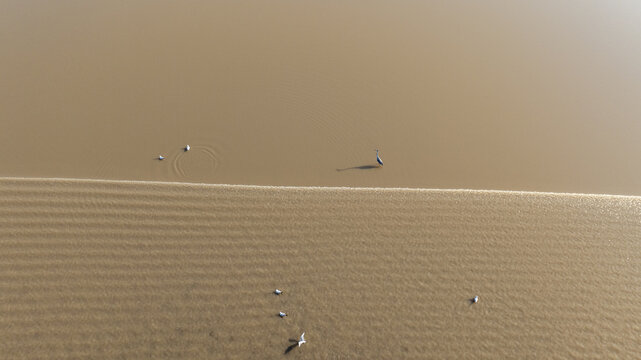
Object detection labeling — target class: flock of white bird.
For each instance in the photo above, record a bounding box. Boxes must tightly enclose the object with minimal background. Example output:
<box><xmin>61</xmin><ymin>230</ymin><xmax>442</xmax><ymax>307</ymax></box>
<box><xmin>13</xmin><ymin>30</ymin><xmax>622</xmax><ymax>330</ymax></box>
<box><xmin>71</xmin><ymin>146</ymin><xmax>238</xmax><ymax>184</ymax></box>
<box><xmin>275</xmin><ymin>289</ymin><xmax>306</xmax><ymax>348</ymax></box>
<box><xmin>272</xmin><ymin>287</ymin><xmax>477</xmax><ymax>351</ymax></box>
<box><xmin>157</xmin><ymin>145</ymin><xmax>190</xmax><ymax>161</ymax></box>
<box><xmin>157</xmin><ymin>148</ymin><xmax>480</xmax><ymax>351</ymax></box>
<box><xmin>159</xmin><ymin>148</ymin><xmax>384</xmax><ymax>168</ymax></box>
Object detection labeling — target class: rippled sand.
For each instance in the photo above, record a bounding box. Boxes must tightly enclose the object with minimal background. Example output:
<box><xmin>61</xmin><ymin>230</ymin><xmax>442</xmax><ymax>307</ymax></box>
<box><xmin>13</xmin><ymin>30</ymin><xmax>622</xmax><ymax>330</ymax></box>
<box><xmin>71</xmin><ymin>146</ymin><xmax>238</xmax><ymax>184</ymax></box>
<box><xmin>3</xmin><ymin>1</ymin><xmax>641</xmax><ymax>358</ymax></box>
<box><xmin>1</xmin><ymin>177</ymin><xmax>639</xmax><ymax>359</ymax></box>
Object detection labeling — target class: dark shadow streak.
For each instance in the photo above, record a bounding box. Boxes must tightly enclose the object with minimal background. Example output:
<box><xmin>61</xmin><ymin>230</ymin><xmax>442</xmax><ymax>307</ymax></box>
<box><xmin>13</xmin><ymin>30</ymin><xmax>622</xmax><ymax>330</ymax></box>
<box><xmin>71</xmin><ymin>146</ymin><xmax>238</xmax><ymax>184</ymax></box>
<box><xmin>284</xmin><ymin>343</ymin><xmax>298</xmax><ymax>354</ymax></box>
<box><xmin>336</xmin><ymin>164</ymin><xmax>380</xmax><ymax>171</ymax></box>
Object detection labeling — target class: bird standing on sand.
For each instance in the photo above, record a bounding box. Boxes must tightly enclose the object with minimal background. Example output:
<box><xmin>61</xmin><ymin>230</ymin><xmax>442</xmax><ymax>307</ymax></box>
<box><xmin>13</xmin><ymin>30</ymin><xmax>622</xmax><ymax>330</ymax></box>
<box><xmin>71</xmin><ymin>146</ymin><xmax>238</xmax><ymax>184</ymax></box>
<box><xmin>279</xmin><ymin>312</ymin><xmax>287</xmax><ymax>318</ymax></box>
<box><xmin>376</xmin><ymin>149</ymin><xmax>383</xmax><ymax>166</ymax></box>
<box><xmin>298</xmin><ymin>332</ymin><xmax>306</xmax><ymax>347</ymax></box>
<box><xmin>472</xmin><ymin>295</ymin><xmax>479</xmax><ymax>304</ymax></box>
<box><xmin>274</xmin><ymin>289</ymin><xmax>283</xmax><ymax>295</ymax></box>
<box><xmin>158</xmin><ymin>155</ymin><xmax>165</xmax><ymax>160</ymax></box>
<box><xmin>185</xmin><ymin>145</ymin><xmax>190</xmax><ymax>151</ymax></box>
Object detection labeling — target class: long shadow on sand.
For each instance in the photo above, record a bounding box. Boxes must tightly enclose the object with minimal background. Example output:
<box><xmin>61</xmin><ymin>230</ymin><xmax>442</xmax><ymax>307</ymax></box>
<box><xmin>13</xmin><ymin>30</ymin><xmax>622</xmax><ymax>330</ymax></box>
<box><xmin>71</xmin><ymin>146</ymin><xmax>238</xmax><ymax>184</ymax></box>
<box><xmin>284</xmin><ymin>339</ymin><xmax>299</xmax><ymax>355</ymax></box>
<box><xmin>336</xmin><ymin>164</ymin><xmax>380</xmax><ymax>171</ymax></box>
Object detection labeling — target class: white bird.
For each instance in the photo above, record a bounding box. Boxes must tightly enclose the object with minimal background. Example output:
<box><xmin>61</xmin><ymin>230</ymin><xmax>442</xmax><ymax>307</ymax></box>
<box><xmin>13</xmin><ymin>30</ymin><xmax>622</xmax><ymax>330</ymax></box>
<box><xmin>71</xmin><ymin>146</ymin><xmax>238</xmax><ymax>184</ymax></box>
<box><xmin>472</xmin><ymin>295</ymin><xmax>479</xmax><ymax>304</ymax></box>
<box><xmin>298</xmin><ymin>332</ymin><xmax>306</xmax><ymax>347</ymax></box>
<box><xmin>279</xmin><ymin>312</ymin><xmax>287</xmax><ymax>318</ymax></box>
<box><xmin>158</xmin><ymin>155</ymin><xmax>165</xmax><ymax>160</ymax></box>
<box><xmin>376</xmin><ymin>149</ymin><xmax>383</xmax><ymax>166</ymax></box>
<box><xmin>185</xmin><ymin>145</ymin><xmax>190</xmax><ymax>151</ymax></box>
<box><xmin>274</xmin><ymin>289</ymin><xmax>282</xmax><ymax>295</ymax></box>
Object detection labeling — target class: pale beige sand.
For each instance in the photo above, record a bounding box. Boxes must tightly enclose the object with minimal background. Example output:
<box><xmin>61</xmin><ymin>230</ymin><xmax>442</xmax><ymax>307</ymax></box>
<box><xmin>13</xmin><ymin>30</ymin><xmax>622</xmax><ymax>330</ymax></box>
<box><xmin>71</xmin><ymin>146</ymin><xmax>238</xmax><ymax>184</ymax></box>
<box><xmin>1</xmin><ymin>177</ymin><xmax>640</xmax><ymax>359</ymax></box>
<box><xmin>3</xmin><ymin>1</ymin><xmax>641</xmax><ymax>194</ymax></box>
<box><xmin>4</xmin><ymin>1</ymin><xmax>641</xmax><ymax>358</ymax></box>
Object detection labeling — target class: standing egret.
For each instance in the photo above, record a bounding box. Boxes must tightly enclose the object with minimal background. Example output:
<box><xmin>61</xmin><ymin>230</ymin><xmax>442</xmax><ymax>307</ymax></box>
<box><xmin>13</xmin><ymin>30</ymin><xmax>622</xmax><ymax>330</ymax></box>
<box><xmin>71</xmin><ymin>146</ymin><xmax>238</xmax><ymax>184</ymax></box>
<box><xmin>298</xmin><ymin>332</ymin><xmax>306</xmax><ymax>347</ymax></box>
<box><xmin>472</xmin><ymin>295</ymin><xmax>479</xmax><ymax>304</ymax></box>
<box><xmin>185</xmin><ymin>145</ymin><xmax>190</xmax><ymax>152</ymax></box>
<box><xmin>376</xmin><ymin>149</ymin><xmax>383</xmax><ymax>166</ymax></box>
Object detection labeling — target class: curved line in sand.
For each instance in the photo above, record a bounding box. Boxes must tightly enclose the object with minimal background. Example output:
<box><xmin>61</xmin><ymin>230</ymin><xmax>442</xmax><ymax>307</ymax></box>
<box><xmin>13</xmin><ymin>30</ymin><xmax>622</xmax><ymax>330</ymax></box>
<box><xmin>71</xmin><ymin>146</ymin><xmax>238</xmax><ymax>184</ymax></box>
<box><xmin>170</xmin><ymin>144</ymin><xmax>220</xmax><ymax>179</ymax></box>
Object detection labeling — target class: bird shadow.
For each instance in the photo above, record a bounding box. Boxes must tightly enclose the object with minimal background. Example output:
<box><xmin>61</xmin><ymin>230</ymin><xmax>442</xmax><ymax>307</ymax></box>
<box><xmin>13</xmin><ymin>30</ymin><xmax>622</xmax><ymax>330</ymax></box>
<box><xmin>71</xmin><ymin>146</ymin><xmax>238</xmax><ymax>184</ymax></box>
<box><xmin>336</xmin><ymin>164</ymin><xmax>380</xmax><ymax>172</ymax></box>
<box><xmin>284</xmin><ymin>339</ymin><xmax>299</xmax><ymax>354</ymax></box>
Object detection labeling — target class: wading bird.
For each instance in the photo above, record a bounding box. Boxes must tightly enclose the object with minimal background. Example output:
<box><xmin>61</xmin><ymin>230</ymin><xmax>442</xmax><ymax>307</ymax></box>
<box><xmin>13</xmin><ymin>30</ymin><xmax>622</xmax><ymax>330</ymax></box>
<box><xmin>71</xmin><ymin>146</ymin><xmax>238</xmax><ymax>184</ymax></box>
<box><xmin>185</xmin><ymin>145</ymin><xmax>190</xmax><ymax>151</ymax></box>
<box><xmin>472</xmin><ymin>295</ymin><xmax>479</xmax><ymax>304</ymax></box>
<box><xmin>376</xmin><ymin>149</ymin><xmax>383</xmax><ymax>166</ymax></box>
<box><xmin>274</xmin><ymin>289</ymin><xmax>282</xmax><ymax>295</ymax></box>
<box><xmin>158</xmin><ymin>155</ymin><xmax>165</xmax><ymax>160</ymax></box>
<box><xmin>279</xmin><ymin>312</ymin><xmax>287</xmax><ymax>318</ymax></box>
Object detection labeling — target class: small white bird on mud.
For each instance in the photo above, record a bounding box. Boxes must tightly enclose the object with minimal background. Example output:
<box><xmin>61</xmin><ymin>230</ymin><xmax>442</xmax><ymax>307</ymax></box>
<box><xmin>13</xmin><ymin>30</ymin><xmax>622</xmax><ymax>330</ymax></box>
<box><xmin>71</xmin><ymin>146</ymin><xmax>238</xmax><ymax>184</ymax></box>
<box><xmin>376</xmin><ymin>149</ymin><xmax>383</xmax><ymax>166</ymax></box>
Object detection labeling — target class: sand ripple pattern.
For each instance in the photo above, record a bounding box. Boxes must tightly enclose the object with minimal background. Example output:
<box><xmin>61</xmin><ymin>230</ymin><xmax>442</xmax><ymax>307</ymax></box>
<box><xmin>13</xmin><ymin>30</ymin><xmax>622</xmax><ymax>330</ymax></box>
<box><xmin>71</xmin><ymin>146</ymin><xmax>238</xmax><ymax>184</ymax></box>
<box><xmin>1</xmin><ymin>178</ymin><xmax>641</xmax><ymax>359</ymax></box>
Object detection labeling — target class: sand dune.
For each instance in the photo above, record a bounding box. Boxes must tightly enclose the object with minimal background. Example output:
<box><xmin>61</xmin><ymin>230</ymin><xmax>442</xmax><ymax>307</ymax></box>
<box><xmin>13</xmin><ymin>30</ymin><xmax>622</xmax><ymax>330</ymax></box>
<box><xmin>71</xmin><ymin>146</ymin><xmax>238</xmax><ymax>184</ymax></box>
<box><xmin>4</xmin><ymin>1</ymin><xmax>641</xmax><ymax>358</ymax></box>
<box><xmin>1</xmin><ymin>177</ymin><xmax>639</xmax><ymax>359</ymax></box>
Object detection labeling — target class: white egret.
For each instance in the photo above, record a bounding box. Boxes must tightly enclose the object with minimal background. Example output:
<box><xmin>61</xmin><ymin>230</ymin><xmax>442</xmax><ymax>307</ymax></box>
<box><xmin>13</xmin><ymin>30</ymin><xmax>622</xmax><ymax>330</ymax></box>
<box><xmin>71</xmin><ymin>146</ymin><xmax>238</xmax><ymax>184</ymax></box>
<box><xmin>274</xmin><ymin>289</ymin><xmax>282</xmax><ymax>295</ymax></box>
<box><xmin>185</xmin><ymin>145</ymin><xmax>190</xmax><ymax>151</ymax></box>
<box><xmin>376</xmin><ymin>149</ymin><xmax>383</xmax><ymax>166</ymax></box>
<box><xmin>279</xmin><ymin>312</ymin><xmax>287</xmax><ymax>318</ymax></box>
<box><xmin>472</xmin><ymin>295</ymin><xmax>479</xmax><ymax>304</ymax></box>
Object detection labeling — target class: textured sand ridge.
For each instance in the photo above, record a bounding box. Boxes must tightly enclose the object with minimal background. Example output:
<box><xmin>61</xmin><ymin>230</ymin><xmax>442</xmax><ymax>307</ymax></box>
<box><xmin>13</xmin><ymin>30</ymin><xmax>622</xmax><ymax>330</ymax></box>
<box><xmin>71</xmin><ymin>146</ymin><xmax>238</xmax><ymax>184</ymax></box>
<box><xmin>1</xmin><ymin>177</ymin><xmax>640</xmax><ymax>359</ymax></box>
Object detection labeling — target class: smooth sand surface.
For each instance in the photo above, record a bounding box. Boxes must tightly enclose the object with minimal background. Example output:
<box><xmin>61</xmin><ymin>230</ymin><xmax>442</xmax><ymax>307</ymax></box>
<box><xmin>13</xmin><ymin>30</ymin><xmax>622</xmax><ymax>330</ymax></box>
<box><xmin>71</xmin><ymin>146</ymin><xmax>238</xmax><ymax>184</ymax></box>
<box><xmin>3</xmin><ymin>1</ymin><xmax>641</xmax><ymax>194</ymax></box>
<box><xmin>1</xmin><ymin>177</ymin><xmax>640</xmax><ymax>359</ymax></box>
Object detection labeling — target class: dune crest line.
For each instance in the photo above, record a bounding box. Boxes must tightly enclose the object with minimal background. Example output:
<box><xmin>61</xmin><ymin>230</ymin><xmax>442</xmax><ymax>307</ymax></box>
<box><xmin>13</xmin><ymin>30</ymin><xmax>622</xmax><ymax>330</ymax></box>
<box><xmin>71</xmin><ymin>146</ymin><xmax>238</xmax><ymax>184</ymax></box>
<box><xmin>1</xmin><ymin>176</ymin><xmax>639</xmax><ymax>199</ymax></box>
